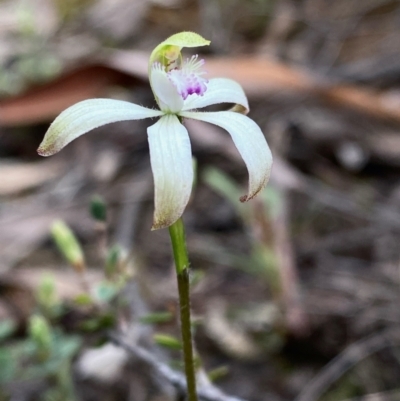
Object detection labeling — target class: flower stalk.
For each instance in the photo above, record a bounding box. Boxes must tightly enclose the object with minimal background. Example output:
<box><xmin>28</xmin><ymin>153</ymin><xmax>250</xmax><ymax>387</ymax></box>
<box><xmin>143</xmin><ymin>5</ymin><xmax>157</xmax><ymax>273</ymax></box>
<box><xmin>169</xmin><ymin>218</ymin><xmax>198</xmax><ymax>401</ymax></box>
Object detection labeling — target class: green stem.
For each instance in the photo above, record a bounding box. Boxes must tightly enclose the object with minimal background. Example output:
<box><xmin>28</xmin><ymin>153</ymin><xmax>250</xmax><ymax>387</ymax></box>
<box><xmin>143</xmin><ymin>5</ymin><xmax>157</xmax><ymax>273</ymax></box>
<box><xmin>168</xmin><ymin>218</ymin><xmax>198</xmax><ymax>401</ymax></box>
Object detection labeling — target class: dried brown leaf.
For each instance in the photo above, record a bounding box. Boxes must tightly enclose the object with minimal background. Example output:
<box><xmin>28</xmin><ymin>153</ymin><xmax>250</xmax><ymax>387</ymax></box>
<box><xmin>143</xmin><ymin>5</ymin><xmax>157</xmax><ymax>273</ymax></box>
<box><xmin>0</xmin><ymin>159</ymin><xmax>63</xmax><ymax>195</ymax></box>
<box><xmin>0</xmin><ymin>64</ymin><xmax>136</xmax><ymax>126</ymax></box>
<box><xmin>1</xmin><ymin>50</ymin><xmax>400</xmax><ymax>127</ymax></box>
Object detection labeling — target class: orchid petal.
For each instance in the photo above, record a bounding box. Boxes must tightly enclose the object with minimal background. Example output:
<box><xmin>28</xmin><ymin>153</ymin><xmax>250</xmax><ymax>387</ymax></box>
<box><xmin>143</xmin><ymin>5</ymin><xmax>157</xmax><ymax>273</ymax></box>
<box><xmin>181</xmin><ymin>111</ymin><xmax>272</xmax><ymax>201</ymax></box>
<box><xmin>181</xmin><ymin>78</ymin><xmax>249</xmax><ymax>112</ymax></box>
<box><xmin>147</xmin><ymin>115</ymin><xmax>193</xmax><ymax>230</ymax></box>
<box><xmin>37</xmin><ymin>99</ymin><xmax>162</xmax><ymax>156</ymax></box>
<box><xmin>150</xmin><ymin>65</ymin><xmax>184</xmax><ymax>113</ymax></box>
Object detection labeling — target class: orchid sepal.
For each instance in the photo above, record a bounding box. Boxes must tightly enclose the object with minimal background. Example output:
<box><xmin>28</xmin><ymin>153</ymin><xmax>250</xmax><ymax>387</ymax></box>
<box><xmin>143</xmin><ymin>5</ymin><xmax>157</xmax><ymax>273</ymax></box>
<box><xmin>37</xmin><ymin>99</ymin><xmax>162</xmax><ymax>157</ymax></box>
<box><xmin>147</xmin><ymin>115</ymin><xmax>193</xmax><ymax>230</ymax></box>
<box><xmin>180</xmin><ymin>110</ymin><xmax>272</xmax><ymax>202</ymax></box>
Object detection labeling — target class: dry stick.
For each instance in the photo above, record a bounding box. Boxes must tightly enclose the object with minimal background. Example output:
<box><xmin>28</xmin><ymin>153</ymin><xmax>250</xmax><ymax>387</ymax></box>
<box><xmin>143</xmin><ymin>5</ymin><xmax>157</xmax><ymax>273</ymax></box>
<box><xmin>269</xmin><ymin>191</ymin><xmax>309</xmax><ymax>336</ymax></box>
<box><xmin>109</xmin><ymin>333</ymin><xmax>247</xmax><ymax>401</ymax></box>
<box><xmin>341</xmin><ymin>389</ymin><xmax>400</xmax><ymax>401</ymax></box>
<box><xmin>295</xmin><ymin>327</ymin><xmax>400</xmax><ymax>401</ymax></box>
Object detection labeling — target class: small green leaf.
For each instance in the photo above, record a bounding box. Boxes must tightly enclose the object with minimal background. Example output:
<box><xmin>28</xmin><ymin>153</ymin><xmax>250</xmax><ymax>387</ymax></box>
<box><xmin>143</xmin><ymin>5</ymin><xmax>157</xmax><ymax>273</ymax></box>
<box><xmin>53</xmin><ymin>335</ymin><xmax>82</xmax><ymax>359</ymax></box>
<box><xmin>202</xmin><ymin>166</ymin><xmax>247</xmax><ymax>218</ymax></box>
<box><xmin>139</xmin><ymin>312</ymin><xmax>173</xmax><ymax>324</ymax></box>
<box><xmin>0</xmin><ymin>319</ymin><xmax>17</xmax><ymax>341</ymax></box>
<box><xmin>28</xmin><ymin>315</ymin><xmax>52</xmax><ymax>360</ymax></box>
<box><xmin>0</xmin><ymin>348</ymin><xmax>16</xmax><ymax>383</ymax></box>
<box><xmin>207</xmin><ymin>365</ymin><xmax>229</xmax><ymax>382</ymax></box>
<box><xmin>51</xmin><ymin>220</ymin><xmax>85</xmax><ymax>271</ymax></box>
<box><xmin>79</xmin><ymin>313</ymin><xmax>115</xmax><ymax>332</ymax></box>
<box><xmin>260</xmin><ymin>186</ymin><xmax>283</xmax><ymax>219</ymax></box>
<box><xmin>153</xmin><ymin>333</ymin><xmax>182</xmax><ymax>350</ymax></box>
<box><xmin>73</xmin><ymin>293</ymin><xmax>94</xmax><ymax>306</ymax></box>
<box><xmin>105</xmin><ymin>244</ymin><xmax>122</xmax><ymax>277</ymax></box>
<box><xmin>36</xmin><ymin>274</ymin><xmax>61</xmax><ymax>317</ymax></box>
<box><xmin>90</xmin><ymin>195</ymin><xmax>107</xmax><ymax>222</ymax></box>
<box><xmin>93</xmin><ymin>281</ymin><xmax>118</xmax><ymax>303</ymax></box>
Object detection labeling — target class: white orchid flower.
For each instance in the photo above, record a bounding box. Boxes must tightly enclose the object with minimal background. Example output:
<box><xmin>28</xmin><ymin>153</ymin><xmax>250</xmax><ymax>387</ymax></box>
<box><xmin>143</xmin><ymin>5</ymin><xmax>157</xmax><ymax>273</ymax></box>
<box><xmin>38</xmin><ymin>32</ymin><xmax>272</xmax><ymax>230</ymax></box>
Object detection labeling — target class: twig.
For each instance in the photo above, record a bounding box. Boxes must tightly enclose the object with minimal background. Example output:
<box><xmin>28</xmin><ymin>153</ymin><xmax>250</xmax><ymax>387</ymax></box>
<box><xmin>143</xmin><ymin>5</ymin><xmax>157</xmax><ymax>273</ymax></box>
<box><xmin>295</xmin><ymin>327</ymin><xmax>400</xmax><ymax>401</ymax></box>
<box><xmin>109</xmin><ymin>333</ymin><xmax>248</xmax><ymax>401</ymax></box>
<box><xmin>341</xmin><ymin>388</ymin><xmax>400</xmax><ymax>401</ymax></box>
<box><xmin>269</xmin><ymin>190</ymin><xmax>309</xmax><ymax>336</ymax></box>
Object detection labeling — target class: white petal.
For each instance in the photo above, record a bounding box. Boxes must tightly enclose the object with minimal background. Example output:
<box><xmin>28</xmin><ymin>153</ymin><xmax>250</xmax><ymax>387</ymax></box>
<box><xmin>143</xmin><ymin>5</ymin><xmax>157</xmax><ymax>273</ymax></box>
<box><xmin>181</xmin><ymin>111</ymin><xmax>272</xmax><ymax>201</ymax></box>
<box><xmin>150</xmin><ymin>66</ymin><xmax>184</xmax><ymax>113</ymax></box>
<box><xmin>38</xmin><ymin>99</ymin><xmax>162</xmax><ymax>156</ymax></box>
<box><xmin>147</xmin><ymin>114</ymin><xmax>193</xmax><ymax>230</ymax></box>
<box><xmin>181</xmin><ymin>78</ymin><xmax>249</xmax><ymax>112</ymax></box>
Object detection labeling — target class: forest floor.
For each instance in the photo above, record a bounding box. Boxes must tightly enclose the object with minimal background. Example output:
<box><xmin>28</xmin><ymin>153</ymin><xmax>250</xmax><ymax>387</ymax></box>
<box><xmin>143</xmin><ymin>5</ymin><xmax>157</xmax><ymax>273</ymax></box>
<box><xmin>1</xmin><ymin>1</ymin><xmax>400</xmax><ymax>400</ymax></box>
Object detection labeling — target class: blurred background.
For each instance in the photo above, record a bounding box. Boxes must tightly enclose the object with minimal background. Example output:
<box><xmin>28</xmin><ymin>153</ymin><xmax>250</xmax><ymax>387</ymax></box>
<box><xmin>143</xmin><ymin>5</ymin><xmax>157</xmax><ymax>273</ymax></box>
<box><xmin>1</xmin><ymin>0</ymin><xmax>400</xmax><ymax>400</ymax></box>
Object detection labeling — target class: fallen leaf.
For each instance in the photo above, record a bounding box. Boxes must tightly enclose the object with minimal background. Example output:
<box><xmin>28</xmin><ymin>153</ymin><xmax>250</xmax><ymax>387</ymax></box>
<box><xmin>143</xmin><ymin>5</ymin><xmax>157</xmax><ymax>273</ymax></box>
<box><xmin>0</xmin><ymin>159</ymin><xmax>63</xmax><ymax>195</ymax></box>
<box><xmin>0</xmin><ymin>64</ymin><xmax>137</xmax><ymax>126</ymax></box>
<box><xmin>1</xmin><ymin>50</ymin><xmax>400</xmax><ymax>127</ymax></box>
